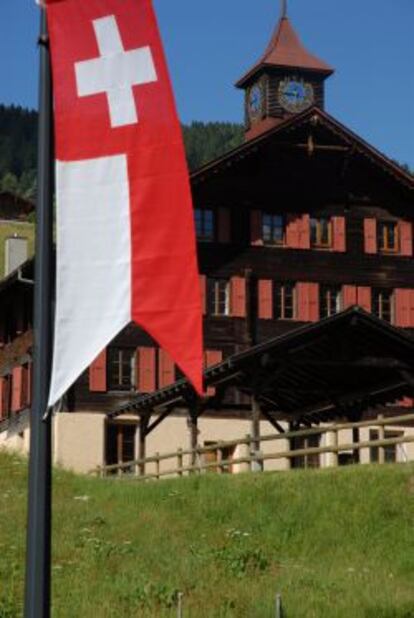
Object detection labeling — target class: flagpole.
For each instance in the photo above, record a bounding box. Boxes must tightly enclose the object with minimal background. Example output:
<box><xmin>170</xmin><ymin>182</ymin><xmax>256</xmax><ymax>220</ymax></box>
<box><xmin>24</xmin><ymin>7</ymin><xmax>54</xmax><ymax>618</ymax></box>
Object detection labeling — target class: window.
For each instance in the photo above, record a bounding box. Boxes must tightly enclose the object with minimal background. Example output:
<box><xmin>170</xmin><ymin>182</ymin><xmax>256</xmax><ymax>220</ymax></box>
<box><xmin>310</xmin><ymin>217</ymin><xmax>332</xmax><ymax>248</ymax></box>
<box><xmin>372</xmin><ymin>289</ymin><xmax>394</xmax><ymax>323</ymax></box>
<box><xmin>204</xmin><ymin>442</ymin><xmax>235</xmax><ymax>474</ymax></box>
<box><xmin>378</xmin><ymin>221</ymin><xmax>398</xmax><ymax>253</ymax></box>
<box><xmin>274</xmin><ymin>282</ymin><xmax>296</xmax><ymax>319</ymax></box>
<box><xmin>370</xmin><ymin>429</ymin><xmax>404</xmax><ymax>463</ymax></box>
<box><xmin>108</xmin><ymin>348</ymin><xmax>135</xmax><ymax>391</ymax></box>
<box><xmin>320</xmin><ymin>285</ymin><xmax>342</xmax><ymax>319</ymax></box>
<box><xmin>105</xmin><ymin>423</ymin><xmax>137</xmax><ymax>473</ymax></box>
<box><xmin>290</xmin><ymin>434</ymin><xmax>320</xmax><ymax>469</ymax></box>
<box><xmin>207</xmin><ymin>279</ymin><xmax>230</xmax><ymax>316</ymax></box>
<box><xmin>195</xmin><ymin>209</ymin><xmax>214</xmax><ymax>242</ymax></box>
<box><xmin>262</xmin><ymin>214</ymin><xmax>285</xmax><ymax>246</ymax></box>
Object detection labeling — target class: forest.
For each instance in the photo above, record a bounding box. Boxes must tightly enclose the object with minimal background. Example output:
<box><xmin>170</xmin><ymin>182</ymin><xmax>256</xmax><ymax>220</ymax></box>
<box><xmin>0</xmin><ymin>105</ymin><xmax>244</xmax><ymax>201</ymax></box>
<box><xmin>0</xmin><ymin>104</ymin><xmax>412</xmax><ymax>203</ymax></box>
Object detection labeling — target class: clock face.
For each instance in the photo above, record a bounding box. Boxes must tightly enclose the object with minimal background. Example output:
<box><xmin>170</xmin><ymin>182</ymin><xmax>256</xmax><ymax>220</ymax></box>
<box><xmin>248</xmin><ymin>84</ymin><xmax>263</xmax><ymax>121</ymax></box>
<box><xmin>278</xmin><ymin>78</ymin><xmax>314</xmax><ymax>113</ymax></box>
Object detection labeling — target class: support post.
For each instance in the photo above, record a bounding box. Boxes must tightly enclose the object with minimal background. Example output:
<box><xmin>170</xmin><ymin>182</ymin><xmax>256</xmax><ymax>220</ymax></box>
<box><xmin>24</xmin><ymin>9</ymin><xmax>54</xmax><ymax>618</ymax></box>
<box><xmin>188</xmin><ymin>402</ymin><xmax>199</xmax><ymax>473</ymax></box>
<box><xmin>177</xmin><ymin>448</ymin><xmax>183</xmax><ymax>477</ymax></box>
<box><xmin>352</xmin><ymin>427</ymin><xmax>360</xmax><ymax>464</ymax></box>
<box><xmin>251</xmin><ymin>397</ymin><xmax>263</xmax><ymax>472</ymax></box>
<box><xmin>378</xmin><ymin>415</ymin><xmax>385</xmax><ymax>464</ymax></box>
<box><xmin>139</xmin><ymin>414</ymin><xmax>149</xmax><ymax>477</ymax></box>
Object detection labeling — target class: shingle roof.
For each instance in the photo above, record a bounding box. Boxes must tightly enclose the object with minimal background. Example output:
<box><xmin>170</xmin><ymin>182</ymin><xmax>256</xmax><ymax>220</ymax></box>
<box><xmin>236</xmin><ymin>17</ymin><xmax>334</xmax><ymax>88</ymax></box>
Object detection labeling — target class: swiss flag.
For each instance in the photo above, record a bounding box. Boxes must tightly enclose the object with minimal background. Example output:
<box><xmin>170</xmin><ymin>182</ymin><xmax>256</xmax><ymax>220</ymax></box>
<box><xmin>44</xmin><ymin>0</ymin><xmax>203</xmax><ymax>404</ymax></box>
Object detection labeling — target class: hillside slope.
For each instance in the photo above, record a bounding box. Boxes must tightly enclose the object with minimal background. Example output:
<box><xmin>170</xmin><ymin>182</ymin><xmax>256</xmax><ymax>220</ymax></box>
<box><xmin>1</xmin><ymin>452</ymin><xmax>414</xmax><ymax>617</ymax></box>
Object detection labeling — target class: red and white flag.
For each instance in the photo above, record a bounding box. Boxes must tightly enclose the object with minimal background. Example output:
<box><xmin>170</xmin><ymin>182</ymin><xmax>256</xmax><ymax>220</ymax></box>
<box><xmin>43</xmin><ymin>0</ymin><xmax>203</xmax><ymax>404</ymax></box>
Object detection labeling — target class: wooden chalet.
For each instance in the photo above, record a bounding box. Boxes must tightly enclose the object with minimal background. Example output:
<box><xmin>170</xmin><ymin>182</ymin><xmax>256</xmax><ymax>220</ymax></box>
<box><xmin>0</xmin><ymin>7</ymin><xmax>413</xmax><ymax>473</ymax></box>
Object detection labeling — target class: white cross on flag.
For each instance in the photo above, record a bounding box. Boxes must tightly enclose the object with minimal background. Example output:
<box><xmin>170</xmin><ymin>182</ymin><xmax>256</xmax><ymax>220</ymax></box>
<box><xmin>43</xmin><ymin>0</ymin><xmax>203</xmax><ymax>404</ymax></box>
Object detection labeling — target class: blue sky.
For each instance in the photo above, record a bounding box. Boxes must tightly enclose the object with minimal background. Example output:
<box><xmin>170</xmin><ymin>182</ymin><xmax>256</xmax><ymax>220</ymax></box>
<box><xmin>1</xmin><ymin>0</ymin><xmax>413</xmax><ymax>168</ymax></box>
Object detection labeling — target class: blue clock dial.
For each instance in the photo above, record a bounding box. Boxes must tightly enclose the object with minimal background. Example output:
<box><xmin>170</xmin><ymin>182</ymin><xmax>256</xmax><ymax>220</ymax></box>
<box><xmin>279</xmin><ymin>78</ymin><xmax>314</xmax><ymax>113</ymax></box>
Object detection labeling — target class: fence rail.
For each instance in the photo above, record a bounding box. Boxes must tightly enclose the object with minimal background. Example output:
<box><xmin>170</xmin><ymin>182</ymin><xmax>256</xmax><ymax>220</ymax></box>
<box><xmin>93</xmin><ymin>413</ymin><xmax>414</xmax><ymax>481</ymax></box>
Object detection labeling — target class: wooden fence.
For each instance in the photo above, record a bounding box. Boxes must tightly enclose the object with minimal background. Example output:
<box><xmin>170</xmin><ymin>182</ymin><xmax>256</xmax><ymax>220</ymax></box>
<box><xmin>94</xmin><ymin>413</ymin><xmax>414</xmax><ymax>481</ymax></box>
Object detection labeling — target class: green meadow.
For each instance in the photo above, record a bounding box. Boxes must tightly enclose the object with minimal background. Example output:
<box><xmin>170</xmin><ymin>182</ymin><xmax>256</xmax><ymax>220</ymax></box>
<box><xmin>1</xmin><ymin>450</ymin><xmax>414</xmax><ymax>617</ymax></box>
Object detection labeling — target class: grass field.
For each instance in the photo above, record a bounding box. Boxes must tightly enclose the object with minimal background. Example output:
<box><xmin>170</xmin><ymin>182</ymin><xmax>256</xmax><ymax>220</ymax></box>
<box><xmin>1</xmin><ymin>451</ymin><xmax>414</xmax><ymax>617</ymax></box>
<box><xmin>0</xmin><ymin>222</ymin><xmax>35</xmax><ymax>278</ymax></box>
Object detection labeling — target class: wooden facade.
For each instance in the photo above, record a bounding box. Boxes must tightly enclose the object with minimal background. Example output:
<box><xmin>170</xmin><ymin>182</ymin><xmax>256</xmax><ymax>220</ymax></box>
<box><xmin>0</xmin><ymin>10</ymin><xmax>413</xmax><ymax>459</ymax></box>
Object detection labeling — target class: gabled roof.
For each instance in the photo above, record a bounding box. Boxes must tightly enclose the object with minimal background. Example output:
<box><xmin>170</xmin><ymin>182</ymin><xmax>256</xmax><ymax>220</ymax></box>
<box><xmin>191</xmin><ymin>106</ymin><xmax>414</xmax><ymax>192</ymax></box>
<box><xmin>109</xmin><ymin>308</ymin><xmax>414</xmax><ymax>425</ymax></box>
<box><xmin>236</xmin><ymin>17</ymin><xmax>334</xmax><ymax>88</ymax></box>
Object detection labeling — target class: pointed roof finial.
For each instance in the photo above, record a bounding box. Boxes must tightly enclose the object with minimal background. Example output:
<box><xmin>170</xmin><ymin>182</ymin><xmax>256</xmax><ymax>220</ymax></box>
<box><xmin>281</xmin><ymin>0</ymin><xmax>288</xmax><ymax>19</ymax></box>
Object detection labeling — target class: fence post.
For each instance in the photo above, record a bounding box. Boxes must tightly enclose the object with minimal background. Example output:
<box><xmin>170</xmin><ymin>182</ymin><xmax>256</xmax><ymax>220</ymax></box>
<box><xmin>378</xmin><ymin>415</ymin><xmax>385</xmax><ymax>464</ymax></box>
<box><xmin>177</xmin><ymin>591</ymin><xmax>183</xmax><ymax>618</ymax></box>
<box><xmin>217</xmin><ymin>445</ymin><xmax>223</xmax><ymax>474</ymax></box>
<box><xmin>177</xmin><ymin>448</ymin><xmax>183</xmax><ymax>477</ymax></box>
<box><xmin>327</xmin><ymin>428</ymin><xmax>338</xmax><ymax>467</ymax></box>
<box><xmin>275</xmin><ymin>593</ymin><xmax>283</xmax><ymax>617</ymax></box>
<box><xmin>251</xmin><ymin>397</ymin><xmax>263</xmax><ymax>472</ymax></box>
<box><xmin>155</xmin><ymin>452</ymin><xmax>160</xmax><ymax>480</ymax></box>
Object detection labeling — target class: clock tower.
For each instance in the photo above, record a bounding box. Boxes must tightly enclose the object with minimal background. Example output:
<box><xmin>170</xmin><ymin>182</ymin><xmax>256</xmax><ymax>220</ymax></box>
<box><xmin>236</xmin><ymin>2</ymin><xmax>334</xmax><ymax>140</ymax></box>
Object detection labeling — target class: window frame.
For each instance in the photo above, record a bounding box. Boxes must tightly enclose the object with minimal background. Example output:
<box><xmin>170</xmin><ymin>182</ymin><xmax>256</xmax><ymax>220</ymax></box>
<box><xmin>273</xmin><ymin>282</ymin><xmax>297</xmax><ymax>320</ymax></box>
<box><xmin>377</xmin><ymin>220</ymin><xmax>399</xmax><ymax>254</ymax></box>
<box><xmin>372</xmin><ymin>288</ymin><xmax>395</xmax><ymax>323</ymax></box>
<box><xmin>310</xmin><ymin>217</ymin><xmax>333</xmax><ymax>249</ymax></box>
<box><xmin>319</xmin><ymin>285</ymin><xmax>342</xmax><ymax>319</ymax></box>
<box><xmin>369</xmin><ymin>429</ymin><xmax>404</xmax><ymax>463</ymax></box>
<box><xmin>107</xmin><ymin>347</ymin><xmax>135</xmax><ymax>392</ymax></box>
<box><xmin>207</xmin><ymin>278</ymin><xmax>230</xmax><ymax>317</ymax></box>
<box><xmin>195</xmin><ymin>208</ymin><xmax>215</xmax><ymax>243</ymax></box>
<box><xmin>262</xmin><ymin>213</ymin><xmax>286</xmax><ymax>247</ymax></box>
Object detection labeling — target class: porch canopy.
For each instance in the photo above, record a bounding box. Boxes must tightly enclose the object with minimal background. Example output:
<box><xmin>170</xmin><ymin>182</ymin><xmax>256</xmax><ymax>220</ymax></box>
<box><xmin>109</xmin><ymin>308</ymin><xmax>414</xmax><ymax>427</ymax></box>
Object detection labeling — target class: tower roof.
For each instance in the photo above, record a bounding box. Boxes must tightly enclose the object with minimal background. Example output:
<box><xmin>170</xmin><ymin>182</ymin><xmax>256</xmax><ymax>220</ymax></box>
<box><xmin>236</xmin><ymin>16</ymin><xmax>334</xmax><ymax>88</ymax></box>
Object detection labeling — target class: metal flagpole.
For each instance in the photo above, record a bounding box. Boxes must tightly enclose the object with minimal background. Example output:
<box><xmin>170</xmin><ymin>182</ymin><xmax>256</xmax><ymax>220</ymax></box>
<box><xmin>24</xmin><ymin>6</ymin><xmax>54</xmax><ymax>617</ymax></box>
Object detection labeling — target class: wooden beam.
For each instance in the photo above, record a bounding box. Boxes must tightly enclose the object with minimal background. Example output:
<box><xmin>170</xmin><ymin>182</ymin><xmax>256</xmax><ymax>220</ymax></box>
<box><xmin>260</xmin><ymin>408</ymin><xmax>285</xmax><ymax>434</ymax></box>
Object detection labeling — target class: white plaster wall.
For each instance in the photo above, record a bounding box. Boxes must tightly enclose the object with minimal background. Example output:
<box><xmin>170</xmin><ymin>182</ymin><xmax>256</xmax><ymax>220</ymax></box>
<box><xmin>53</xmin><ymin>413</ymin><xmax>105</xmax><ymax>474</ymax></box>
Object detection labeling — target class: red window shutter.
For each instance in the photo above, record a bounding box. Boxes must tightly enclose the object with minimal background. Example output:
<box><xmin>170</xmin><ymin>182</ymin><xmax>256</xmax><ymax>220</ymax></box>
<box><xmin>205</xmin><ymin>350</ymin><xmax>223</xmax><ymax>396</ymax></box>
<box><xmin>158</xmin><ymin>348</ymin><xmax>175</xmax><ymax>388</ymax></box>
<box><xmin>332</xmin><ymin>217</ymin><xmax>346</xmax><ymax>252</ymax></box>
<box><xmin>297</xmin><ymin>283</ymin><xmax>319</xmax><ymax>322</ymax></box>
<box><xmin>286</xmin><ymin>214</ymin><xmax>300</xmax><ymax>248</ymax></box>
<box><xmin>21</xmin><ymin>366</ymin><xmax>28</xmax><ymax>409</ymax></box>
<box><xmin>342</xmin><ymin>285</ymin><xmax>357</xmax><ymax>308</ymax></box>
<box><xmin>258</xmin><ymin>280</ymin><xmax>273</xmax><ymax>320</ymax></box>
<box><xmin>298</xmin><ymin>214</ymin><xmax>310</xmax><ymax>249</ymax></box>
<box><xmin>0</xmin><ymin>377</ymin><xmax>8</xmax><ymax>420</ymax></box>
<box><xmin>250</xmin><ymin>211</ymin><xmax>263</xmax><ymax>246</ymax></box>
<box><xmin>308</xmin><ymin>283</ymin><xmax>319</xmax><ymax>322</ymax></box>
<box><xmin>410</xmin><ymin>291</ymin><xmax>414</xmax><ymax>327</ymax></box>
<box><xmin>394</xmin><ymin>289</ymin><xmax>411</xmax><ymax>327</ymax></box>
<box><xmin>230</xmin><ymin>277</ymin><xmax>247</xmax><ymax>317</ymax></box>
<box><xmin>218</xmin><ymin>208</ymin><xmax>231</xmax><ymax>243</ymax></box>
<box><xmin>11</xmin><ymin>367</ymin><xmax>24</xmax><ymax>413</ymax></box>
<box><xmin>364</xmin><ymin>218</ymin><xmax>377</xmax><ymax>254</ymax></box>
<box><xmin>89</xmin><ymin>349</ymin><xmax>107</xmax><ymax>392</ymax></box>
<box><xmin>136</xmin><ymin>347</ymin><xmax>156</xmax><ymax>393</ymax></box>
<box><xmin>200</xmin><ymin>275</ymin><xmax>207</xmax><ymax>315</ymax></box>
<box><xmin>296</xmin><ymin>283</ymin><xmax>308</xmax><ymax>321</ymax></box>
<box><xmin>399</xmin><ymin>221</ymin><xmax>413</xmax><ymax>257</ymax></box>
<box><xmin>26</xmin><ymin>363</ymin><xmax>32</xmax><ymax>407</ymax></box>
<box><xmin>357</xmin><ymin>287</ymin><xmax>372</xmax><ymax>312</ymax></box>
<box><xmin>205</xmin><ymin>350</ymin><xmax>223</xmax><ymax>368</ymax></box>
<box><xmin>398</xmin><ymin>397</ymin><xmax>414</xmax><ymax>408</ymax></box>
